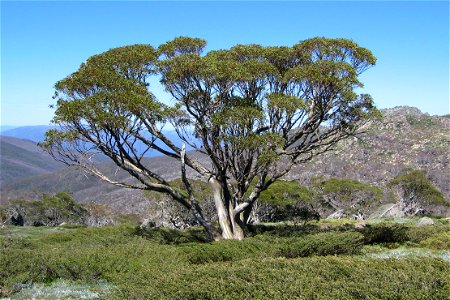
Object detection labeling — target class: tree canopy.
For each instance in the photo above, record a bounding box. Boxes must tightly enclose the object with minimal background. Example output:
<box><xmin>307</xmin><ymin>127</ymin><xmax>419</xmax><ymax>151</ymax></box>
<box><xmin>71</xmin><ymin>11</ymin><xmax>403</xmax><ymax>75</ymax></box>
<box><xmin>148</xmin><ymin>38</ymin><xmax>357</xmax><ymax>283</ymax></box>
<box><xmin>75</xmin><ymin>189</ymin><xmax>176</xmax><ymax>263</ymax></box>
<box><xmin>42</xmin><ymin>36</ymin><xmax>377</xmax><ymax>240</ymax></box>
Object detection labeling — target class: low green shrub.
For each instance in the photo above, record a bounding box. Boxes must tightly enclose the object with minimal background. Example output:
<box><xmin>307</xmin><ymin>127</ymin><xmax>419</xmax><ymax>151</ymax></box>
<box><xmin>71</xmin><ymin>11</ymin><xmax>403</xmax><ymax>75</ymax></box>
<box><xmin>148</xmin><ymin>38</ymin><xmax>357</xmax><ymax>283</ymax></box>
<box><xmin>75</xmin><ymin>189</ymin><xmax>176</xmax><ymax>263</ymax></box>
<box><xmin>135</xmin><ymin>226</ymin><xmax>208</xmax><ymax>244</ymax></box>
<box><xmin>279</xmin><ymin>231</ymin><xmax>364</xmax><ymax>258</ymax></box>
<box><xmin>250</xmin><ymin>223</ymin><xmax>322</xmax><ymax>238</ymax></box>
<box><xmin>1</xmin><ymin>225</ymin><xmax>449</xmax><ymax>299</ymax></box>
<box><xmin>406</xmin><ymin>225</ymin><xmax>450</xmax><ymax>243</ymax></box>
<box><xmin>113</xmin><ymin>257</ymin><xmax>450</xmax><ymax>300</ymax></box>
<box><xmin>2</xmin><ymin>193</ymin><xmax>89</xmax><ymax>227</ymax></box>
<box><xmin>181</xmin><ymin>237</ymin><xmax>279</xmax><ymax>264</ymax></box>
<box><xmin>420</xmin><ymin>231</ymin><xmax>450</xmax><ymax>250</ymax></box>
<box><xmin>359</xmin><ymin>223</ymin><xmax>408</xmax><ymax>244</ymax></box>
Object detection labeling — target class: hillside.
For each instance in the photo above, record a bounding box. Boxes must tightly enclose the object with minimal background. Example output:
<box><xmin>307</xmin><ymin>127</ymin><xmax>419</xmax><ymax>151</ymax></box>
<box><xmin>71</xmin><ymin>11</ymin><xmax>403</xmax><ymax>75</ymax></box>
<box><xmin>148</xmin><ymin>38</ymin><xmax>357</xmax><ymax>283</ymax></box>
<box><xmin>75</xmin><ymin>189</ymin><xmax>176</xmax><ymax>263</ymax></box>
<box><xmin>0</xmin><ymin>152</ymin><xmax>204</xmax><ymax>214</ymax></box>
<box><xmin>291</xmin><ymin>106</ymin><xmax>450</xmax><ymax>199</ymax></box>
<box><xmin>0</xmin><ymin>136</ymin><xmax>65</xmax><ymax>183</ymax></box>
<box><xmin>0</xmin><ymin>106</ymin><xmax>449</xmax><ymax>218</ymax></box>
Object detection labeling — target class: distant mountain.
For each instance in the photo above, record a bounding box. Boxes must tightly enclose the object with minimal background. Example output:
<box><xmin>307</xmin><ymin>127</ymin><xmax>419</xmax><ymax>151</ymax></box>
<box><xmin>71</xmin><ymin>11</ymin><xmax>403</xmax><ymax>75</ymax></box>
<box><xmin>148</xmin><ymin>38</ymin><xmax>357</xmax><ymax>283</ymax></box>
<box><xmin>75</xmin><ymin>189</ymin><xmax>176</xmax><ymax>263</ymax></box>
<box><xmin>1</xmin><ymin>125</ymin><xmax>54</xmax><ymax>142</ymax></box>
<box><xmin>0</xmin><ymin>125</ymin><xmax>194</xmax><ymax>155</ymax></box>
<box><xmin>0</xmin><ymin>107</ymin><xmax>449</xmax><ymax>217</ymax></box>
<box><xmin>0</xmin><ymin>126</ymin><xmax>18</xmax><ymax>133</ymax></box>
<box><xmin>0</xmin><ymin>153</ymin><xmax>203</xmax><ymax>214</ymax></box>
<box><xmin>0</xmin><ymin>136</ymin><xmax>65</xmax><ymax>183</ymax></box>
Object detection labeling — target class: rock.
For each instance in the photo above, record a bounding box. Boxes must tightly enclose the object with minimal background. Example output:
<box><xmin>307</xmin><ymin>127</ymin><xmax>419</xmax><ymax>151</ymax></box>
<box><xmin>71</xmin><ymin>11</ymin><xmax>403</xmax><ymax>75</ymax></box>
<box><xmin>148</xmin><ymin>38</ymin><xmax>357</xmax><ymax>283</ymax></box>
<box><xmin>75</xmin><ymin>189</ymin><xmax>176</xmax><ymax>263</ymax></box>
<box><xmin>7</xmin><ymin>206</ymin><xmax>25</xmax><ymax>226</ymax></box>
<box><xmin>355</xmin><ymin>220</ymin><xmax>366</xmax><ymax>229</ymax></box>
<box><xmin>327</xmin><ymin>209</ymin><xmax>345</xmax><ymax>219</ymax></box>
<box><xmin>140</xmin><ymin>218</ymin><xmax>156</xmax><ymax>229</ymax></box>
<box><xmin>352</xmin><ymin>211</ymin><xmax>366</xmax><ymax>220</ymax></box>
<box><xmin>84</xmin><ymin>215</ymin><xmax>115</xmax><ymax>227</ymax></box>
<box><xmin>369</xmin><ymin>203</ymin><xmax>403</xmax><ymax>218</ymax></box>
<box><xmin>416</xmin><ymin>217</ymin><xmax>434</xmax><ymax>227</ymax></box>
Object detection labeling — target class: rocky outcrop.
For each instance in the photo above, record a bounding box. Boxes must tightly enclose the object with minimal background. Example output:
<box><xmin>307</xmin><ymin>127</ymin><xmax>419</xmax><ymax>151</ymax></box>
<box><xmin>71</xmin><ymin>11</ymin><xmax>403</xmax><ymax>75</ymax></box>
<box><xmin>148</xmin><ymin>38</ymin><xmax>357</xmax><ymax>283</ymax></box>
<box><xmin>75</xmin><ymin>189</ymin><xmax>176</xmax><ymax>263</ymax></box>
<box><xmin>291</xmin><ymin>106</ymin><xmax>450</xmax><ymax>203</ymax></box>
<box><xmin>417</xmin><ymin>217</ymin><xmax>435</xmax><ymax>226</ymax></box>
<box><xmin>327</xmin><ymin>210</ymin><xmax>345</xmax><ymax>219</ymax></box>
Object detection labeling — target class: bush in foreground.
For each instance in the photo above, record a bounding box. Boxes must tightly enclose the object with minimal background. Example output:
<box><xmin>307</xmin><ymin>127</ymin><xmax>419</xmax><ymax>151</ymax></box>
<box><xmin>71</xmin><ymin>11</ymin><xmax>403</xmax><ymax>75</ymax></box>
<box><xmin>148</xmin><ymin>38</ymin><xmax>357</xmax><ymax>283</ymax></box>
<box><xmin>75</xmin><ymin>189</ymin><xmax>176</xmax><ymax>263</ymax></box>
<box><xmin>1</xmin><ymin>224</ymin><xmax>449</xmax><ymax>299</ymax></box>
<box><xmin>279</xmin><ymin>231</ymin><xmax>364</xmax><ymax>258</ymax></box>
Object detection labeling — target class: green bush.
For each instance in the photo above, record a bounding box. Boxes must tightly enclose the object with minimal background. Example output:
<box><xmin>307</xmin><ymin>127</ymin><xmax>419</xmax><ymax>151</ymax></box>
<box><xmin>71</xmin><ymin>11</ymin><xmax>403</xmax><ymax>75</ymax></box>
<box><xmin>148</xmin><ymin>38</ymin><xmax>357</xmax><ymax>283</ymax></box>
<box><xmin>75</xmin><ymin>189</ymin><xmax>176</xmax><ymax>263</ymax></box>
<box><xmin>135</xmin><ymin>226</ymin><xmax>208</xmax><ymax>244</ymax></box>
<box><xmin>2</xmin><ymin>193</ymin><xmax>89</xmax><ymax>226</ymax></box>
<box><xmin>359</xmin><ymin>223</ymin><xmax>408</xmax><ymax>244</ymax></box>
<box><xmin>259</xmin><ymin>180</ymin><xmax>316</xmax><ymax>207</ymax></box>
<box><xmin>388</xmin><ymin>169</ymin><xmax>448</xmax><ymax>207</ymax></box>
<box><xmin>420</xmin><ymin>231</ymin><xmax>450</xmax><ymax>250</ymax></box>
<box><xmin>313</xmin><ymin>177</ymin><xmax>383</xmax><ymax>203</ymax></box>
<box><xmin>406</xmin><ymin>114</ymin><xmax>436</xmax><ymax>128</ymax></box>
<box><xmin>181</xmin><ymin>236</ymin><xmax>280</xmax><ymax>264</ymax></box>
<box><xmin>279</xmin><ymin>231</ymin><xmax>364</xmax><ymax>258</ymax></box>
<box><xmin>250</xmin><ymin>223</ymin><xmax>322</xmax><ymax>238</ymax></box>
<box><xmin>317</xmin><ymin>178</ymin><xmax>382</xmax><ymax>200</ymax></box>
<box><xmin>406</xmin><ymin>225</ymin><xmax>450</xmax><ymax>243</ymax></box>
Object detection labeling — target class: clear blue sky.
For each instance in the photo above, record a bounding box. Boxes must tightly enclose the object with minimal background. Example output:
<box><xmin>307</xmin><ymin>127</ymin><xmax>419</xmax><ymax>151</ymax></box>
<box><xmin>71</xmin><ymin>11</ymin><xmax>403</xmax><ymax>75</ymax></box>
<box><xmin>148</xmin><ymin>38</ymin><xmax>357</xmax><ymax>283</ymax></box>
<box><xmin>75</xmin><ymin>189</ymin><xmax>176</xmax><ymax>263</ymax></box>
<box><xmin>1</xmin><ymin>1</ymin><xmax>449</xmax><ymax>126</ymax></box>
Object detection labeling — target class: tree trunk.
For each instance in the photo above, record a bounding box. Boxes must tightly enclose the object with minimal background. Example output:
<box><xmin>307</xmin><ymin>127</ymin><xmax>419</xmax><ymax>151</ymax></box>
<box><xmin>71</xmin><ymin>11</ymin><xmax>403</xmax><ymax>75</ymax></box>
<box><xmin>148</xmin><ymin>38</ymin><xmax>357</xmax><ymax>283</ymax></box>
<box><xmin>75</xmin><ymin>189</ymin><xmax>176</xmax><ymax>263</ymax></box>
<box><xmin>209</xmin><ymin>177</ymin><xmax>246</xmax><ymax>240</ymax></box>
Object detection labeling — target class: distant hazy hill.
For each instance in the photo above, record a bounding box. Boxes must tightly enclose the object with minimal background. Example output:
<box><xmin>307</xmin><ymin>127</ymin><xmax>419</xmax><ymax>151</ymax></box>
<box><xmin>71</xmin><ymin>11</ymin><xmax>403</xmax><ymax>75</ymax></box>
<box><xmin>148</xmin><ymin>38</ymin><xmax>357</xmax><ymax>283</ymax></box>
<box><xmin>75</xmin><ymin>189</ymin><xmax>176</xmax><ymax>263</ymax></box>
<box><xmin>0</xmin><ymin>136</ymin><xmax>65</xmax><ymax>183</ymax></box>
<box><xmin>0</xmin><ymin>153</ymin><xmax>204</xmax><ymax>213</ymax></box>
<box><xmin>0</xmin><ymin>125</ymin><xmax>192</xmax><ymax>155</ymax></box>
<box><xmin>0</xmin><ymin>126</ymin><xmax>18</xmax><ymax>133</ymax></box>
<box><xmin>1</xmin><ymin>107</ymin><xmax>449</xmax><ymax>217</ymax></box>
<box><xmin>1</xmin><ymin>125</ymin><xmax>54</xmax><ymax>142</ymax></box>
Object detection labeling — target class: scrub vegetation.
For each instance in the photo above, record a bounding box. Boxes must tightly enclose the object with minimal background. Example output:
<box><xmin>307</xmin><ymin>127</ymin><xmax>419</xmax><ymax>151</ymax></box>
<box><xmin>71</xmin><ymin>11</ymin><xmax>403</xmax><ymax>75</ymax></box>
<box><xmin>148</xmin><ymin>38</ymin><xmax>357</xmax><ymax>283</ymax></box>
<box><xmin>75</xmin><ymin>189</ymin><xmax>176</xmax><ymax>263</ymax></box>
<box><xmin>1</xmin><ymin>219</ymin><xmax>449</xmax><ymax>299</ymax></box>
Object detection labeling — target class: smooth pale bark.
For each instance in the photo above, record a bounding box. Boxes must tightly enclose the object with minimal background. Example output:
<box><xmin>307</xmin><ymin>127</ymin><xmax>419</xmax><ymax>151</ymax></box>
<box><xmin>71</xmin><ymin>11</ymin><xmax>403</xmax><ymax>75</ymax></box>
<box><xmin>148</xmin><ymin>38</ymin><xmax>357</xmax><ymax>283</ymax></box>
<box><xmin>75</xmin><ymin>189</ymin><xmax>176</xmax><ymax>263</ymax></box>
<box><xmin>209</xmin><ymin>178</ymin><xmax>245</xmax><ymax>240</ymax></box>
<box><xmin>209</xmin><ymin>178</ymin><xmax>234</xmax><ymax>239</ymax></box>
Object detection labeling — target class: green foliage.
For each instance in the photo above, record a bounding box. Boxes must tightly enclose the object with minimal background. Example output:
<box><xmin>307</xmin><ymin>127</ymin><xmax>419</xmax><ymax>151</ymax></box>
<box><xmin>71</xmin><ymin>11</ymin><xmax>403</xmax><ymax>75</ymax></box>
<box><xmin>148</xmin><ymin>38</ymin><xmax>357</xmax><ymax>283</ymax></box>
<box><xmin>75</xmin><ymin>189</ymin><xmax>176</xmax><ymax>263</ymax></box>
<box><xmin>181</xmin><ymin>237</ymin><xmax>277</xmax><ymax>264</ymax></box>
<box><xmin>2</xmin><ymin>192</ymin><xmax>88</xmax><ymax>226</ymax></box>
<box><xmin>135</xmin><ymin>226</ymin><xmax>208</xmax><ymax>244</ymax></box>
<box><xmin>259</xmin><ymin>180</ymin><xmax>315</xmax><ymax>206</ymax></box>
<box><xmin>388</xmin><ymin>168</ymin><xmax>448</xmax><ymax>206</ymax></box>
<box><xmin>359</xmin><ymin>223</ymin><xmax>409</xmax><ymax>244</ymax></box>
<box><xmin>1</xmin><ymin>224</ymin><xmax>449</xmax><ymax>299</ymax></box>
<box><xmin>420</xmin><ymin>231</ymin><xmax>450</xmax><ymax>250</ymax></box>
<box><xmin>279</xmin><ymin>231</ymin><xmax>364</xmax><ymax>258</ymax></box>
<box><xmin>256</xmin><ymin>181</ymin><xmax>320</xmax><ymax>224</ymax></box>
<box><xmin>406</xmin><ymin>225</ymin><xmax>450</xmax><ymax>243</ymax></box>
<box><xmin>314</xmin><ymin>177</ymin><xmax>383</xmax><ymax>204</ymax></box>
<box><xmin>311</xmin><ymin>177</ymin><xmax>384</xmax><ymax>217</ymax></box>
<box><xmin>158</xmin><ymin>36</ymin><xmax>206</xmax><ymax>59</ymax></box>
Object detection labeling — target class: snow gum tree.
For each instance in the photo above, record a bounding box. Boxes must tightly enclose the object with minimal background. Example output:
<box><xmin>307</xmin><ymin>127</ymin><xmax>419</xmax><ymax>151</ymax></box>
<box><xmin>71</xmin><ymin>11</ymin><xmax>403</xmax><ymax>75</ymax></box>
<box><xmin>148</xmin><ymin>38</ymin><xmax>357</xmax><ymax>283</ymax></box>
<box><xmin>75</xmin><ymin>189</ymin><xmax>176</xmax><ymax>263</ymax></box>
<box><xmin>42</xmin><ymin>37</ymin><xmax>377</xmax><ymax>240</ymax></box>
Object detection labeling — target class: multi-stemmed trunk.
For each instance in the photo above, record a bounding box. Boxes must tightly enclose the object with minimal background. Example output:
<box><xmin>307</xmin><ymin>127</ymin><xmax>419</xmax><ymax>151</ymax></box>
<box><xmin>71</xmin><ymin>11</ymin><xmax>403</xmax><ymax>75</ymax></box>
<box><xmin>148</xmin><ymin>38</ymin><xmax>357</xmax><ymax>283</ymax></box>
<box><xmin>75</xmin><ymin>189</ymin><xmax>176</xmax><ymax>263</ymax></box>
<box><xmin>208</xmin><ymin>178</ymin><xmax>250</xmax><ymax>240</ymax></box>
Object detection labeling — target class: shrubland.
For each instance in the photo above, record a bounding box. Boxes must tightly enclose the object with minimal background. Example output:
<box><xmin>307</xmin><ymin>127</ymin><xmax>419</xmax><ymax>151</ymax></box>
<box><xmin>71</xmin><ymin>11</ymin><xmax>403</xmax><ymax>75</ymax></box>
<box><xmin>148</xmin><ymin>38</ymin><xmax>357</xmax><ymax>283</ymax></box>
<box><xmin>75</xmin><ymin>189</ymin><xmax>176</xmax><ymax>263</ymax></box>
<box><xmin>1</xmin><ymin>219</ymin><xmax>449</xmax><ymax>299</ymax></box>
<box><xmin>1</xmin><ymin>169</ymin><xmax>448</xmax><ymax>298</ymax></box>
